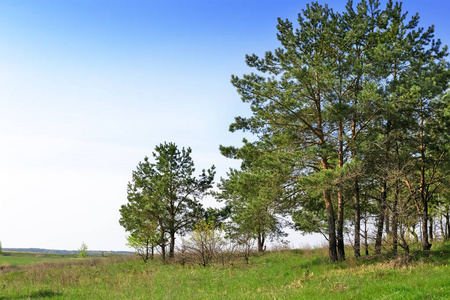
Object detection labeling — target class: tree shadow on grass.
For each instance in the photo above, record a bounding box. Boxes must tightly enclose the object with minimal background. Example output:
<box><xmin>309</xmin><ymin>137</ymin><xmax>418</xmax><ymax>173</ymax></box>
<box><xmin>0</xmin><ymin>289</ymin><xmax>62</xmax><ymax>299</ymax></box>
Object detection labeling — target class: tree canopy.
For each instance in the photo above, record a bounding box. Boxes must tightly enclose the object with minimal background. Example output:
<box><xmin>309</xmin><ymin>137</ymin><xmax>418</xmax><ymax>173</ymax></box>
<box><xmin>223</xmin><ymin>0</ymin><xmax>449</xmax><ymax>262</ymax></box>
<box><xmin>120</xmin><ymin>0</ymin><xmax>450</xmax><ymax>264</ymax></box>
<box><xmin>120</xmin><ymin>142</ymin><xmax>215</xmax><ymax>260</ymax></box>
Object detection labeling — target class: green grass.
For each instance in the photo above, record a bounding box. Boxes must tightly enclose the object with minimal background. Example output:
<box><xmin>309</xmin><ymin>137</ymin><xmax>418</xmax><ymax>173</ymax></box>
<box><xmin>0</xmin><ymin>251</ymin><xmax>76</xmax><ymax>266</ymax></box>
<box><xmin>1</xmin><ymin>244</ymin><xmax>449</xmax><ymax>299</ymax></box>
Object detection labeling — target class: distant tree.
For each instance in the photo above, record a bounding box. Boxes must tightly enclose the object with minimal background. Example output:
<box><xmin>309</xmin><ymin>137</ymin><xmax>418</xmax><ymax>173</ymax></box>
<box><xmin>0</xmin><ymin>241</ymin><xmax>2</xmax><ymax>255</ymax></box>
<box><xmin>78</xmin><ymin>242</ymin><xmax>88</xmax><ymax>258</ymax></box>
<box><xmin>120</xmin><ymin>142</ymin><xmax>216</xmax><ymax>260</ymax></box>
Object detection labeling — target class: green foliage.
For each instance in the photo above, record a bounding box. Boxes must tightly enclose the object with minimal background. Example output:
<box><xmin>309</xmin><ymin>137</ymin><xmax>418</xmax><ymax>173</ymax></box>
<box><xmin>125</xmin><ymin>231</ymin><xmax>158</xmax><ymax>263</ymax></box>
<box><xmin>224</xmin><ymin>0</ymin><xmax>450</xmax><ymax>260</ymax></box>
<box><xmin>216</xmin><ymin>148</ymin><xmax>292</xmax><ymax>252</ymax></box>
<box><xmin>120</xmin><ymin>142</ymin><xmax>216</xmax><ymax>260</ymax></box>
<box><xmin>78</xmin><ymin>242</ymin><xmax>88</xmax><ymax>258</ymax></box>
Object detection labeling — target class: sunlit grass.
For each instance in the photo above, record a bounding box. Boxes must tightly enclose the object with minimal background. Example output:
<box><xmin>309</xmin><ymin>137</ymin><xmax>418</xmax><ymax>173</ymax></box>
<box><xmin>1</xmin><ymin>243</ymin><xmax>449</xmax><ymax>299</ymax></box>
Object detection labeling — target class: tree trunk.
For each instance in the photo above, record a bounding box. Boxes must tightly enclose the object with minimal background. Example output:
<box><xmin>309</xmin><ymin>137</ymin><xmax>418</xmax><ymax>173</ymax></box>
<box><xmin>374</xmin><ymin>209</ymin><xmax>385</xmax><ymax>254</ymax></box>
<box><xmin>419</xmin><ymin>106</ymin><xmax>431</xmax><ymax>251</ymax></box>
<box><xmin>375</xmin><ymin>121</ymin><xmax>391</xmax><ymax>255</ymax></box>
<box><xmin>392</xmin><ymin>211</ymin><xmax>398</xmax><ymax>255</ymax></box>
<box><xmin>446</xmin><ymin>207</ymin><xmax>450</xmax><ymax>241</ymax></box>
<box><xmin>337</xmin><ymin>190</ymin><xmax>345</xmax><ymax>261</ymax></box>
<box><xmin>392</xmin><ymin>183</ymin><xmax>399</xmax><ymax>255</ymax></box>
<box><xmin>363</xmin><ymin>196</ymin><xmax>369</xmax><ymax>256</ymax></box>
<box><xmin>257</xmin><ymin>233</ymin><xmax>265</xmax><ymax>252</ymax></box>
<box><xmin>170</xmin><ymin>230</ymin><xmax>175</xmax><ymax>258</ymax></box>
<box><xmin>336</xmin><ymin>121</ymin><xmax>345</xmax><ymax>261</ymax></box>
<box><xmin>385</xmin><ymin>207</ymin><xmax>391</xmax><ymax>240</ymax></box>
<box><xmin>392</xmin><ymin>146</ymin><xmax>400</xmax><ymax>255</ymax></box>
<box><xmin>364</xmin><ymin>214</ymin><xmax>369</xmax><ymax>256</ymax></box>
<box><xmin>429</xmin><ymin>216</ymin><xmax>433</xmax><ymax>242</ymax></box>
<box><xmin>145</xmin><ymin>240</ymin><xmax>149</xmax><ymax>263</ymax></box>
<box><xmin>161</xmin><ymin>243</ymin><xmax>166</xmax><ymax>262</ymax></box>
<box><xmin>399</xmin><ymin>226</ymin><xmax>410</xmax><ymax>254</ymax></box>
<box><xmin>354</xmin><ymin>178</ymin><xmax>361</xmax><ymax>258</ymax></box>
<box><xmin>421</xmin><ymin>211</ymin><xmax>431</xmax><ymax>250</ymax></box>
<box><xmin>375</xmin><ymin>180</ymin><xmax>387</xmax><ymax>255</ymax></box>
<box><xmin>351</xmin><ymin>83</ymin><xmax>361</xmax><ymax>259</ymax></box>
<box><xmin>320</xmin><ymin>148</ymin><xmax>337</xmax><ymax>262</ymax></box>
<box><xmin>159</xmin><ymin>220</ymin><xmax>167</xmax><ymax>262</ymax></box>
<box><xmin>324</xmin><ymin>190</ymin><xmax>338</xmax><ymax>262</ymax></box>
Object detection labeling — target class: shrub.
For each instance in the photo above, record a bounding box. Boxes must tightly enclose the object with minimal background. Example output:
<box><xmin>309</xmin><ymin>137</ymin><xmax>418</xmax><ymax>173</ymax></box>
<box><xmin>78</xmin><ymin>242</ymin><xmax>88</xmax><ymax>258</ymax></box>
<box><xmin>181</xmin><ymin>220</ymin><xmax>228</xmax><ymax>267</ymax></box>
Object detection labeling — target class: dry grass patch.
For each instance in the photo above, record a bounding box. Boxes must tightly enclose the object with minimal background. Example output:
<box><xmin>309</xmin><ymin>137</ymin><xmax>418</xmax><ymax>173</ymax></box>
<box><xmin>333</xmin><ymin>282</ymin><xmax>349</xmax><ymax>291</ymax></box>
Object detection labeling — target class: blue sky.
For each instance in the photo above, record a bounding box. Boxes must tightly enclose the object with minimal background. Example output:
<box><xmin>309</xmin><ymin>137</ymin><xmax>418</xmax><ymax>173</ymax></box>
<box><xmin>0</xmin><ymin>0</ymin><xmax>449</xmax><ymax>251</ymax></box>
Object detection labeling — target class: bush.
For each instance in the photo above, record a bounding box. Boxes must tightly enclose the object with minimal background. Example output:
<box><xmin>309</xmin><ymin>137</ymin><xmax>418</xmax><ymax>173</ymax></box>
<box><xmin>78</xmin><ymin>242</ymin><xmax>88</xmax><ymax>258</ymax></box>
<box><xmin>181</xmin><ymin>220</ymin><xmax>229</xmax><ymax>267</ymax></box>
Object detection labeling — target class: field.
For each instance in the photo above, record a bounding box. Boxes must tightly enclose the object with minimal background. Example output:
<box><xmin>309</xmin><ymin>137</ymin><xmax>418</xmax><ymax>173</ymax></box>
<box><xmin>0</xmin><ymin>251</ymin><xmax>77</xmax><ymax>267</ymax></box>
<box><xmin>0</xmin><ymin>244</ymin><xmax>449</xmax><ymax>299</ymax></box>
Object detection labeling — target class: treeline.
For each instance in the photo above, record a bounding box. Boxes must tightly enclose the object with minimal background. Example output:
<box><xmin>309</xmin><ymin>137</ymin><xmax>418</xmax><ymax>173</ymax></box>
<box><xmin>120</xmin><ymin>0</ymin><xmax>450</xmax><ymax>263</ymax></box>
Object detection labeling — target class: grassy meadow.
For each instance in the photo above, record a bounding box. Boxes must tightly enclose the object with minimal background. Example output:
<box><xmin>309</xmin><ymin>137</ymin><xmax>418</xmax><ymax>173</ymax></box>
<box><xmin>0</xmin><ymin>251</ymin><xmax>77</xmax><ymax>267</ymax></box>
<box><xmin>0</xmin><ymin>244</ymin><xmax>449</xmax><ymax>299</ymax></box>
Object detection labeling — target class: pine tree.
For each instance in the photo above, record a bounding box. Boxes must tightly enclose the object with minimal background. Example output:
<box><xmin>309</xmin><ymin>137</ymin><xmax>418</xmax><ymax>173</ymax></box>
<box><xmin>225</xmin><ymin>0</ymin><xmax>449</xmax><ymax>261</ymax></box>
<box><xmin>120</xmin><ymin>142</ymin><xmax>215</xmax><ymax>260</ymax></box>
